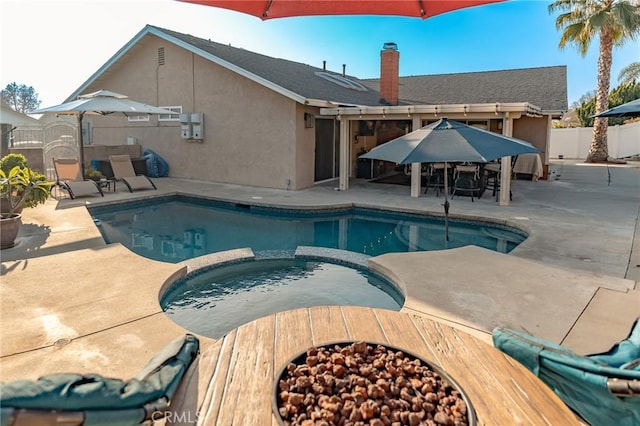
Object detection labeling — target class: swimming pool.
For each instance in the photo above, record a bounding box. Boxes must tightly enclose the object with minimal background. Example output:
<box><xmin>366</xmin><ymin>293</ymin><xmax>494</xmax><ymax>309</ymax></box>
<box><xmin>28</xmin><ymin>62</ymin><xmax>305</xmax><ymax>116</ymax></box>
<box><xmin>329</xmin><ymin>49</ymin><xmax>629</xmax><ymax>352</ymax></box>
<box><xmin>161</xmin><ymin>257</ymin><xmax>404</xmax><ymax>339</ymax></box>
<box><xmin>89</xmin><ymin>195</ymin><xmax>527</xmax><ymax>263</ymax></box>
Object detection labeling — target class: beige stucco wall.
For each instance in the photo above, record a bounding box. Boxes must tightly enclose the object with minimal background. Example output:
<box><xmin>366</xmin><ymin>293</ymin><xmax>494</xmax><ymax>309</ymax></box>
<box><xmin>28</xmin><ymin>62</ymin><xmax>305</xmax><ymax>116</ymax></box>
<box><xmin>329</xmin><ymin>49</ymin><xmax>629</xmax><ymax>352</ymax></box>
<box><xmin>513</xmin><ymin>116</ymin><xmax>548</xmax><ymax>153</ymax></box>
<box><xmin>84</xmin><ymin>145</ymin><xmax>142</xmax><ymax>164</ymax></box>
<box><xmin>512</xmin><ymin>115</ymin><xmax>549</xmax><ymax>178</ymax></box>
<box><xmin>80</xmin><ymin>35</ymin><xmax>314</xmax><ymax>190</ymax></box>
<box><xmin>5</xmin><ymin>148</ymin><xmax>44</xmax><ymax>174</ymax></box>
<box><xmin>294</xmin><ymin>105</ymin><xmax>323</xmax><ymax>189</ymax></box>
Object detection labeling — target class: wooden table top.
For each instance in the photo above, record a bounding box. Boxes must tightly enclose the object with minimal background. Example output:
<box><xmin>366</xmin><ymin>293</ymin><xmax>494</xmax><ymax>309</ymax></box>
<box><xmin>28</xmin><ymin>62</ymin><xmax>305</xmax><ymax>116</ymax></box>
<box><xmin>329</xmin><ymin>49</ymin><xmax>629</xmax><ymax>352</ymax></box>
<box><xmin>170</xmin><ymin>306</ymin><xmax>580</xmax><ymax>425</ymax></box>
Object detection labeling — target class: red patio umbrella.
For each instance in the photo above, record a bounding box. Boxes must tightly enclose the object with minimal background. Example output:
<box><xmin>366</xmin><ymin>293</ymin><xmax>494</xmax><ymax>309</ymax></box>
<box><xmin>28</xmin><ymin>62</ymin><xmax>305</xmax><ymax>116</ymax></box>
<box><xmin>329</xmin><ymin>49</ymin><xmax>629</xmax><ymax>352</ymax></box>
<box><xmin>178</xmin><ymin>0</ymin><xmax>505</xmax><ymax>20</ymax></box>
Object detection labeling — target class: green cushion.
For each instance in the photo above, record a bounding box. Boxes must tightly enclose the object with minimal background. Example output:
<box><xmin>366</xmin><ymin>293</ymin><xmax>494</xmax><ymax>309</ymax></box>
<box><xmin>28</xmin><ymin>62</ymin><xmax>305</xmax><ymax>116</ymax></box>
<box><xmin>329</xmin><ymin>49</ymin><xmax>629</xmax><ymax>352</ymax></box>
<box><xmin>0</xmin><ymin>334</ymin><xmax>198</xmax><ymax>413</ymax></box>
<box><xmin>493</xmin><ymin>325</ymin><xmax>640</xmax><ymax>426</ymax></box>
<box><xmin>589</xmin><ymin>318</ymin><xmax>640</xmax><ymax>369</ymax></box>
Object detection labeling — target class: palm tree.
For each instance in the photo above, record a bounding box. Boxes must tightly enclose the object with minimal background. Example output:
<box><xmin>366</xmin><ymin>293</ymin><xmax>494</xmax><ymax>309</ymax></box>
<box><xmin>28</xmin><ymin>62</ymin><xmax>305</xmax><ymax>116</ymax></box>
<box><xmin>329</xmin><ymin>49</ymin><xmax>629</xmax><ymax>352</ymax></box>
<box><xmin>619</xmin><ymin>61</ymin><xmax>640</xmax><ymax>85</ymax></box>
<box><xmin>549</xmin><ymin>0</ymin><xmax>640</xmax><ymax>163</ymax></box>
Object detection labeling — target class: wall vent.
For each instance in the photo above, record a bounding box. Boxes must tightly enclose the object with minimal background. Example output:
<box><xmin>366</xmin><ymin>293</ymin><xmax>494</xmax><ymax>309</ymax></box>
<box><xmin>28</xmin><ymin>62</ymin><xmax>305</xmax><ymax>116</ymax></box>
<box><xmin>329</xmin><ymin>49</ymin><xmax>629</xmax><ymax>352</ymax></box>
<box><xmin>158</xmin><ymin>47</ymin><xmax>165</xmax><ymax>66</ymax></box>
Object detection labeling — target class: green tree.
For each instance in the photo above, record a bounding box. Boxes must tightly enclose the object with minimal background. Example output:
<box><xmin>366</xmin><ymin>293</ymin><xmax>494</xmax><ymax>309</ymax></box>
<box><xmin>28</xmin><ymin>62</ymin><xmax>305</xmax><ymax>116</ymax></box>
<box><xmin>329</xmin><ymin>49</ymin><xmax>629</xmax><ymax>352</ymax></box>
<box><xmin>1</xmin><ymin>83</ymin><xmax>41</xmax><ymax>114</ymax></box>
<box><xmin>549</xmin><ymin>0</ymin><xmax>640</xmax><ymax>163</ymax></box>
<box><xmin>618</xmin><ymin>61</ymin><xmax>640</xmax><ymax>85</ymax></box>
<box><xmin>575</xmin><ymin>92</ymin><xmax>597</xmax><ymax>127</ymax></box>
<box><xmin>571</xmin><ymin>90</ymin><xmax>597</xmax><ymax>110</ymax></box>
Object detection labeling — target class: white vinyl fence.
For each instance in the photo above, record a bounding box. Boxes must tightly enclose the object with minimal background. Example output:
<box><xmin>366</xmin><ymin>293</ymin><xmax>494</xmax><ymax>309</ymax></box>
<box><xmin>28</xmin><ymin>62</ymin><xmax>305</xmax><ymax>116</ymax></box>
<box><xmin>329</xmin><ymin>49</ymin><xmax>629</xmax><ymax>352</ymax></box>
<box><xmin>550</xmin><ymin>121</ymin><xmax>640</xmax><ymax>159</ymax></box>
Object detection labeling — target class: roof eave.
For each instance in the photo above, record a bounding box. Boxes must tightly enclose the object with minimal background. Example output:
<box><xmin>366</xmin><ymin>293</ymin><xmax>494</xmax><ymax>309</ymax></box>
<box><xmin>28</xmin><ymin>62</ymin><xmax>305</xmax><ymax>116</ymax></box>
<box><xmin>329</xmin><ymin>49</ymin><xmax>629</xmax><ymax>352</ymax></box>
<box><xmin>543</xmin><ymin>109</ymin><xmax>567</xmax><ymax>118</ymax></box>
<box><xmin>305</xmin><ymin>99</ymin><xmax>342</xmax><ymax>108</ymax></box>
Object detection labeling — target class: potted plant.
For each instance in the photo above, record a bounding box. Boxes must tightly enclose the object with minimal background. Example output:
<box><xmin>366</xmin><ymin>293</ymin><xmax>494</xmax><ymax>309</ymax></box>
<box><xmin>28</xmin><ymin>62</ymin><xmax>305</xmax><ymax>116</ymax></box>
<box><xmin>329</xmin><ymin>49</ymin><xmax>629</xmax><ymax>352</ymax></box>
<box><xmin>85</xmin><ymin>166</ymin><xmax>105</xmax><ymax>182</ymax></box>
<box><xmin>0</xmin><ymin>154</ymin><xmax>50</xmax><ymax>213</ymax></box>
<box><xmin>0</xmin><ymin>160</ymin><xmax>53</xmax><ymax>249</ymax></box>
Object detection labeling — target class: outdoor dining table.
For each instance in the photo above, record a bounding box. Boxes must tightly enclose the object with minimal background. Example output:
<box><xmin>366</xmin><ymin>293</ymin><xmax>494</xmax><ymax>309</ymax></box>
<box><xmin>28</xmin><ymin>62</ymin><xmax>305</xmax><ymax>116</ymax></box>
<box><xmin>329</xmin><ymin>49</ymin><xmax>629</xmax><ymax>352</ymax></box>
<box><xmin>514</xmin><ymin>153</ymin><xmax>543</xmax><ymax>181</ymax></box>
<box><xmin>170</xmin><ymin>306</ymin><xmax>581</xmax><ymax>425</ymax></box>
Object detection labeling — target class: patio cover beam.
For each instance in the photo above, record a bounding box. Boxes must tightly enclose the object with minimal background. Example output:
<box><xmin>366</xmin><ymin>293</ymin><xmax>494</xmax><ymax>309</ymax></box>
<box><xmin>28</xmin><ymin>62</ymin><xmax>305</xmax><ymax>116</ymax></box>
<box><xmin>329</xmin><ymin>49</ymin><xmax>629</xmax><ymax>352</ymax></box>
<box><xmin>320</xmin><ymin>102</ymin><xmax>543</xmax><ymax>118</ymax></box>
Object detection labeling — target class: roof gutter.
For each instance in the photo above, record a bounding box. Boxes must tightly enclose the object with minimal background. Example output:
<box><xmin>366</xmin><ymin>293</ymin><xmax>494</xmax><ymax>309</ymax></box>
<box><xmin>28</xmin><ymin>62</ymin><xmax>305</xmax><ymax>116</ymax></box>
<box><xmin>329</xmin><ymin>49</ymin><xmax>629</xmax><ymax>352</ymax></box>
<box><xmin>305</xmin><ymin>98</ymin><xmax>342</xmax><ymax>108</ymax></box>
<box><xmin>542</xmin><ymin>109</ymin><xmax>567</xmax><ymax>118</ymax></box>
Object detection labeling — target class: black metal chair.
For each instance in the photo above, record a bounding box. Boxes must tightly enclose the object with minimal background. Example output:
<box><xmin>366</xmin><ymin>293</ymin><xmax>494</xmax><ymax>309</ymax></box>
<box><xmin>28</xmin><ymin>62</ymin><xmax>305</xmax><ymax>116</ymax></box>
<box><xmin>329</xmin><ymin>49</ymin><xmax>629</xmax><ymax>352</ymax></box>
<box><xmin>485</xmin><ymin>156</ymin><xmax>518</xmax><ymax>202</ymax></box>
<box><xmin>424</xmin><ymin>163</ymin><xmax>450</xmax><ymax>196</ymax></box>
<box><xmin>451</xmin><ymin>164</ymin><xmax>483</xmax><ymax>201</ymax></box>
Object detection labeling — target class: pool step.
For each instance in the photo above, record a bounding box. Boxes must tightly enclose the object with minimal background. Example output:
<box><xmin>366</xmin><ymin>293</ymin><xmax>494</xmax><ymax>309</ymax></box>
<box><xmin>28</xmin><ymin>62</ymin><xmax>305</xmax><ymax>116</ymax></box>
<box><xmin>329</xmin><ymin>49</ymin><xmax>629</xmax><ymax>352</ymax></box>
<box><xmin>561</xmin><ymin>287</ymin><xmax>640</xmax><ymax>355</ymax></box>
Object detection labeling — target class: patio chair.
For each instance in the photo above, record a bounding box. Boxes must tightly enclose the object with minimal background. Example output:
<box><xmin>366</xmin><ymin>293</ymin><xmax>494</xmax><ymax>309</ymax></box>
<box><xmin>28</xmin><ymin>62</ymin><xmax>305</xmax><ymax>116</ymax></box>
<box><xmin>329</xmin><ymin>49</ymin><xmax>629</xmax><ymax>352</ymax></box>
<box><xmin>52</xmin><ymin>157</ymin><xmax>104</xmax><ymax>200</ymax></box>
<box><xmin>109</xmin><ymin>154</ymin><xmax>157</xmax><ymax>192</ymax></box>
<box><xmin>451</xmin><ymin>164</ymin><xmax>483</xmax><ymax>201</ymax></box>
<box><xmin>492</xmin><ymin>319</ymin><xmax>640</xmax><ymax>426</ymax></box>
<box><xmin>424</xmin><ymin>162</ymin><xmax>450</xmax><ymax>197</ymax></box>
<box><xmin>485</xmin><ymin>156</ymin><xmax>518</xmax><ymax>202</ymax></box>
<box><xmin>0</xmin><ymin>334</ymin><xmax>199</xmax><ymax>426</ymax></box>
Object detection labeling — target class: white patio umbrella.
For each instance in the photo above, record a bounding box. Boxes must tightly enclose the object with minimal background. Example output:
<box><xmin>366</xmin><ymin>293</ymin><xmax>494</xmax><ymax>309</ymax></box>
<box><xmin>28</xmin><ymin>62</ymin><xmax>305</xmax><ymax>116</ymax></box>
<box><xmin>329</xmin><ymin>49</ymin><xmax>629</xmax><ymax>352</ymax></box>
<box><xmin>360</xmin><ymin>118</ymin><xmax>540</xmax><ymax>240</ymax></box>
<box><xmin>33</xmin><ymin>90</ymin><xmax>175</xmax><ymax>178</ymax></box>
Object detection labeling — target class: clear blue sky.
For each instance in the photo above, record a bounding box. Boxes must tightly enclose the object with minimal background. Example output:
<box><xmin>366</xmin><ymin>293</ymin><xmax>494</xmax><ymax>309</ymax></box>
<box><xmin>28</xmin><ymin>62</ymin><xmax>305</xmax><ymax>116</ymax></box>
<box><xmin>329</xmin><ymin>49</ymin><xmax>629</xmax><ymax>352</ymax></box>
<box><xmin>1</xmin><ymin>0</ymin><xmax>638</xmax><ymax>109</ymax></box>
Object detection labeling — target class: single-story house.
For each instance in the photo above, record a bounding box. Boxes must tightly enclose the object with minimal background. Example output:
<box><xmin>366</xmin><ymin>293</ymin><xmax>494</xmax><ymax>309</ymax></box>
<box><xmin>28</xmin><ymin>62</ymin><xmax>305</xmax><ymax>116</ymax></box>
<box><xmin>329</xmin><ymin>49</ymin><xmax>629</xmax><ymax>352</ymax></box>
<box><xmin>1</xmin><ymin>102</ymin><xmax>40</xmax><ymax>155</ymax></box>
<box><xmin>60</xmin><ymin>24</ymin><xmax>567</xmax><ymax>193</ymax></box>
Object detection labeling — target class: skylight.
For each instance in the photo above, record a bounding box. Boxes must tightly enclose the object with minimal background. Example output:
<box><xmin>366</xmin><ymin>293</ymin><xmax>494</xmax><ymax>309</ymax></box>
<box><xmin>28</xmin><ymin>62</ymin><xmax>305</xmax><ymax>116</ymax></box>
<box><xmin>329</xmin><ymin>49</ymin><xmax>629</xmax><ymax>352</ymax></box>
<box><xmin>315</xmin><ymin>72</ymin><xmax>368</xmax><ymax>92</ymax></box>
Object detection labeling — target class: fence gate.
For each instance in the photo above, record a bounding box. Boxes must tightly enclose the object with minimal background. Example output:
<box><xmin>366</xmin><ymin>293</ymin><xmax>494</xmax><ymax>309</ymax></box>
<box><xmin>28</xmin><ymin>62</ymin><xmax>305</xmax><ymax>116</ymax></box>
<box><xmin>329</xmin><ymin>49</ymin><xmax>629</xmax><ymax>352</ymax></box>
<box><xmin>12</xmin><ymin>120</ymin><xmax>78</xmax><ymax>180</ymax></box>
<box><xmin>42</xmin><ymin>121</ymin><xmax>78</xmax><ymax>180</ymax></box>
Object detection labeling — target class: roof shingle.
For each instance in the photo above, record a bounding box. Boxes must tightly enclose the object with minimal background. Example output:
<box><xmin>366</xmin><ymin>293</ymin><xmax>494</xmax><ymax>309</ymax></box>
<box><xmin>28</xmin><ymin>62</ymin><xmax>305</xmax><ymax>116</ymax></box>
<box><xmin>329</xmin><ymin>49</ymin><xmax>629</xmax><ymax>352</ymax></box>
<box><xmin>152</xmin><ymin>26</ymin><xmax>567</xmax><ymax>112</ymax></box>
<box><xmin>363</xmin><ymin>67</ymin><xmax>568</xmax><ymax>111</ymax></box>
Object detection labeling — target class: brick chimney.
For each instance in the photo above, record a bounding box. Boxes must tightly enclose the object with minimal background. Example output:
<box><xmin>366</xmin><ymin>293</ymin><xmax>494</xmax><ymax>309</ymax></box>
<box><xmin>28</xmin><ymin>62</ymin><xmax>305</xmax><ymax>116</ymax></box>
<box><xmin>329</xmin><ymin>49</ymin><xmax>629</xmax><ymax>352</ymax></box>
<box><xmin>380</xmin><ymin>42</ymin><xmax>399</xmax><ymax>105</ymax></box>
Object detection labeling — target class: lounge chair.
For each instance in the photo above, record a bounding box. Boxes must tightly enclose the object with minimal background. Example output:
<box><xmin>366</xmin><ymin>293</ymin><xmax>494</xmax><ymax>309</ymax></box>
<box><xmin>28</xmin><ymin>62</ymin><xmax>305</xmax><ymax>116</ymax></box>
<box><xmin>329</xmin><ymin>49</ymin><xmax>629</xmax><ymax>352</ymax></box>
<box><xmin>492</xmin><ymin>319</ymin><xmax>640</xmax><ymax>426</ymax></box>
<box><xmin>52</xmin><ymin>157</ymin><xmax>104</xmax><ymax>200</ymax></box>
<box><xmin>109</xmin><ymin>154</ymin><xmax>157</xmax><ymax>193</ymax></box>
<box><xmin>0</xmin><ymin>334</ymin><xmax>199</xmax><ymax>426</ymax></box>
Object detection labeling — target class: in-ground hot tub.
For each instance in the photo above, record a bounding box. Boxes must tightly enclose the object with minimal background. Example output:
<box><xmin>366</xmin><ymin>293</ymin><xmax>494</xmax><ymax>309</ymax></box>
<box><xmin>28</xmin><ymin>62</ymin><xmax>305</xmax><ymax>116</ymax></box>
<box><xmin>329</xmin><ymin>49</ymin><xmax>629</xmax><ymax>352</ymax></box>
<box><xmin>161</xmin><ymin>252</ymin><xmax>404</xmax><ymax>339</ymax></box>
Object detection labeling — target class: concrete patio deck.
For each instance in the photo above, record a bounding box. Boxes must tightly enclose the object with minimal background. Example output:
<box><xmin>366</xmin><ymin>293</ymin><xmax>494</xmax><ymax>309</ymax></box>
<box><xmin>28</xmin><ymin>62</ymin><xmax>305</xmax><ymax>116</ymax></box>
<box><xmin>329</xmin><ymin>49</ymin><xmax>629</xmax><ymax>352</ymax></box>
<box><xmin>1</xmin><ymin>160</ymin><xmax>638</xmax><ymax>385</ymax></box>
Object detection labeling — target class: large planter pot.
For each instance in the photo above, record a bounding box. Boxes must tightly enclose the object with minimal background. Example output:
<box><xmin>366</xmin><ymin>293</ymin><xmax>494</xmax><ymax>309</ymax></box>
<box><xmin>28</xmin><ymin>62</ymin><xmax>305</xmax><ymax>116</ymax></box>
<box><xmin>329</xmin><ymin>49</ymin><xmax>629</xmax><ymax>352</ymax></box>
<box><xmin>0</xmin><ymin>213</ymin><xmax>22</xmax><ymax>249</ymax></box>
<box><xmin>0</xmin><ymin>197</ymin><xmax>23</xmax><ymax>215</ymax></box>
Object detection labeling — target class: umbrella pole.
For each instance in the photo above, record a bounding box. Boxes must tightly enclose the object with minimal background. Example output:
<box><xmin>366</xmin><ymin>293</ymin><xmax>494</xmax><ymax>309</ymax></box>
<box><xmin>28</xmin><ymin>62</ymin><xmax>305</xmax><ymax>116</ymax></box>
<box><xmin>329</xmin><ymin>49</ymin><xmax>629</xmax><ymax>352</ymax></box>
<box><xmin>443</xmin><ymin>161</ymin><xmax>450</xmax><ymax>242</ymax></box>
<box><xmin>78</xmin><ymin>112</ymin><xmax>85</xmax><ymax>180</ymax></box>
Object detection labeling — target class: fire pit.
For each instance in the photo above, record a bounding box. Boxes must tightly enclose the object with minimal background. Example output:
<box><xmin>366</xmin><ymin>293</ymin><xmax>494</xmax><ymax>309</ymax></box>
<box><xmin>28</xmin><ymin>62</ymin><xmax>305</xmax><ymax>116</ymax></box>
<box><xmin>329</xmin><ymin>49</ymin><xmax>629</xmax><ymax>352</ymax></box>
<box><xmin>273</xmin><ymin>341</ymin><xmax>476</xmax><ymax>425</ymax></box>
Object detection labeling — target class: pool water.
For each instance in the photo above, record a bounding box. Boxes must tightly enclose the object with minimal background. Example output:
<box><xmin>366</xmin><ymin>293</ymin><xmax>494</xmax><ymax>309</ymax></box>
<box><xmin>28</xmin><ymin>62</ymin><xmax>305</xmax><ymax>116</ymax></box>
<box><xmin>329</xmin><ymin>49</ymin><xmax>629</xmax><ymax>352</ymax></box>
<box><xmin>161</xmin><ymin>258</ymin><xmax>404</xmax><ymax>339</ymax></box>
<box><xmin>89</xmin><ymin>196</ymin><xmax>527</xmax><ymax>263</ymax></box>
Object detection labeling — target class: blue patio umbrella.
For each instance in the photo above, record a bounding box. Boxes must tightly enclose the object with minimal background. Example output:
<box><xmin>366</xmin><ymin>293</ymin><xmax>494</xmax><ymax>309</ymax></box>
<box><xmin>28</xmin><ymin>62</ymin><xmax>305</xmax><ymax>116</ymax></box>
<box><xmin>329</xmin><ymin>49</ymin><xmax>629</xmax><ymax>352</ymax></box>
<box><xmin>359</xmin><ymin>118</ymin><xmax>540</xmax><ymax>240</ymax></box>
<box><xmin>593</xmin><ymin>98</ymin><xmax>640</xmax><ymax>118</ymax></box>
